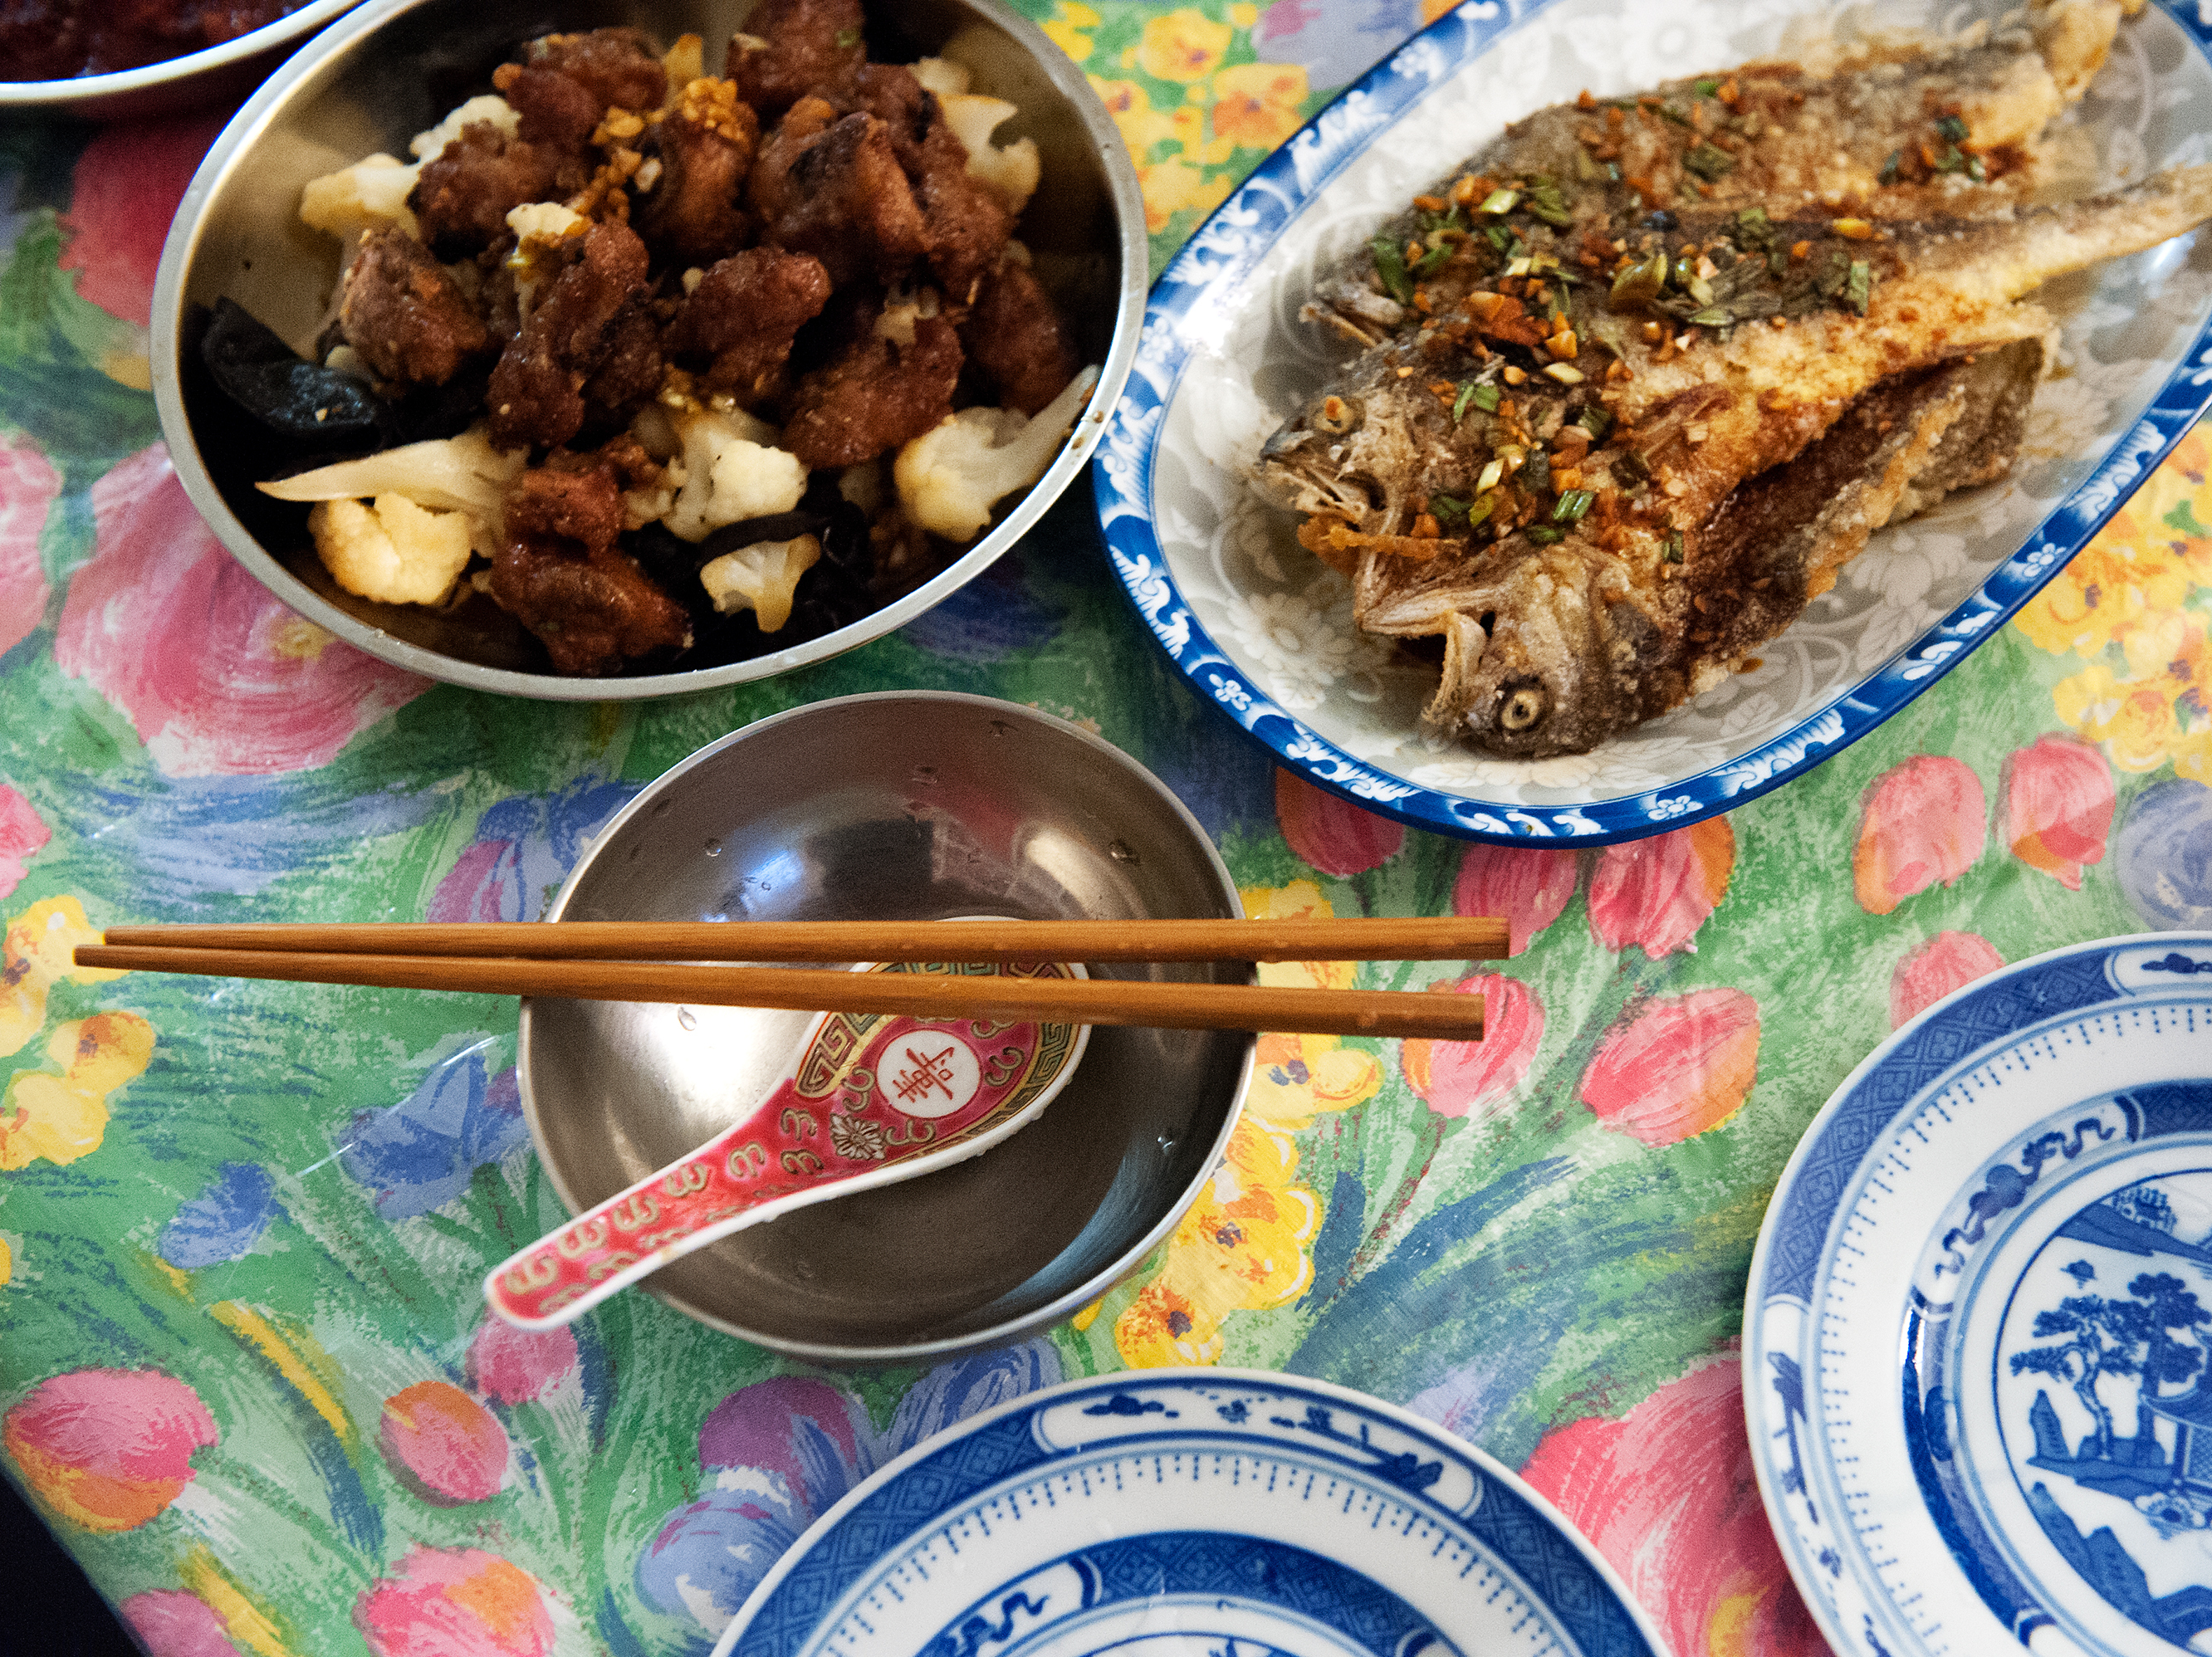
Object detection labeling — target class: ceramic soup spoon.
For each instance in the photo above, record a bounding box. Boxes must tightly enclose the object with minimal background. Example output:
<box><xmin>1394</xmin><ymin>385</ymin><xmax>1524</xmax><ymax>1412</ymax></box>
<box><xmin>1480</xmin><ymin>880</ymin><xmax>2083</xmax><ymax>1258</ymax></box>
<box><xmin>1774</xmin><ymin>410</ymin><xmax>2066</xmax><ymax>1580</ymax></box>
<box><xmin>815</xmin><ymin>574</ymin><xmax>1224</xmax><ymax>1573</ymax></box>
<box><xmin>484</xmin><ymin>956</ymin><xmax>1089</xmax><ymax>1328</ymax></box>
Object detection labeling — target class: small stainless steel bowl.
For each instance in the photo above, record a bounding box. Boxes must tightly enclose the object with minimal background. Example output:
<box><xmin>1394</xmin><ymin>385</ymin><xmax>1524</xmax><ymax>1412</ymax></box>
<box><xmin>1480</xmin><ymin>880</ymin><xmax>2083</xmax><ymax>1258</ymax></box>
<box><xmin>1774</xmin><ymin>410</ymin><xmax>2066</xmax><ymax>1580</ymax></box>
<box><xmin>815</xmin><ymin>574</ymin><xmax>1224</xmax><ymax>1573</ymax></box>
<box><xmin>0</xmin><ymin>1</ymin><xmax>361</xmax><ymax>122</ymax></box>
<box><xmin>521</xmin><ymin>692</ymin><xmax>1252</xmax><ymax>1363</ymax></box>
<box><xmin>149</xmin><ymin>0</ymin><xmax>1143</xmax><ymax>701</ymax></box>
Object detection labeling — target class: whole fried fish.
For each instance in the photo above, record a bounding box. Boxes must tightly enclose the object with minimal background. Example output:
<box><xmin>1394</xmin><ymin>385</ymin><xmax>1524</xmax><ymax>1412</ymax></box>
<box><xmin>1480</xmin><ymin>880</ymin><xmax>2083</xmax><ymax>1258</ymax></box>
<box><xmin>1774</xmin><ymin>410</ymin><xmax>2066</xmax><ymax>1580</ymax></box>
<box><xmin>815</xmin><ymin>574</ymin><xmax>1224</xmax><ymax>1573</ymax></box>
<box><xmin>1311</xmin><ymin>0</ymin><xmax>2129</xmax><ymax>349</ymax></box>
<box><xmin>1255</xmin><ymin>164</ymin><xmax>2212</xmax><ymax>756</ymax></box>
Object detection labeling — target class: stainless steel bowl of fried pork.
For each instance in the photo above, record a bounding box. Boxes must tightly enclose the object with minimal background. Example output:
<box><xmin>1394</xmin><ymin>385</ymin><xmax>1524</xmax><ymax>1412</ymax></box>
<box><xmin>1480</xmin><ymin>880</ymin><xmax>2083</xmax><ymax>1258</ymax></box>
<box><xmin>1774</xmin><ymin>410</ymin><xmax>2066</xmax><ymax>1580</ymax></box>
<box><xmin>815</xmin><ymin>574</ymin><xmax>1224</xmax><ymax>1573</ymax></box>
<box><xmin>151</xmin><ymin>0</ymin><xmax>1143</xmax><ymax>697</ymax></box>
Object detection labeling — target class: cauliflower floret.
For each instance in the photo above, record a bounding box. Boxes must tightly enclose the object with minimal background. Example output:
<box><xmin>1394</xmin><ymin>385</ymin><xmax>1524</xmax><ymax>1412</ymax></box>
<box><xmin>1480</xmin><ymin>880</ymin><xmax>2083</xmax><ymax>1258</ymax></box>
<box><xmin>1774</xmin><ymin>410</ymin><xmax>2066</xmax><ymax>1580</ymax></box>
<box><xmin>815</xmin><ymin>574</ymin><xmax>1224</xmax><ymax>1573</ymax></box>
<box><xmin>300</xmin><ymin>153</ymin><xmax>422</xmax><ymax>242</ymax></box>
<box><xmin>307</xmin><ymin>496</ymin><xmax>476</xmax><ymax>605</ymax></box>
<box><xmin>660</xmin><ymin>401</ymin><xmax>809</xmax><ymax>542</ymax></box>
<box><xmin>700</xmin><ymin>534</ymin><xmax>822</xmax><ymax>631</ymax></box>
<box><xmin>893</xmin><ymin>366</ymin><xmax>1098</xmax><ymax>540</ymax></box>
<box><xmin>910</xmin><ymin>56</ymin><xmax>971</xmax><ymax>97</ymax></box>
<box><xmin>409</xmin><ymin>95</ymin><xmax>519</xmax><ymax>159</ymax></box>
<box><xmin>257</xmin><ymin>424</ymin><xmax>526</xmax><ymax>526</ymax></box>
<box><xmin>505</xmin><ymin>202</ymin><xmax>591</xmax><ymax>320</ymax></box>
<box><xmin>939</xmin><ymin>95</ymin><xmax>1040</xmax><ymax>214</ymax></box>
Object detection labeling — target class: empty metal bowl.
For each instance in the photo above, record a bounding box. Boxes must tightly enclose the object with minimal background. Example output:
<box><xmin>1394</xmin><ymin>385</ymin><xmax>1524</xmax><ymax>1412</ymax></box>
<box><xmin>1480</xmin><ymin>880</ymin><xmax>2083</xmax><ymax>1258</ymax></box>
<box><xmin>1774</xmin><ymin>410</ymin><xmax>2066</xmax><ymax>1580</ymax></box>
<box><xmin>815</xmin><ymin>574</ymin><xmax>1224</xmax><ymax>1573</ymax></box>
<box><xmin>0</xmin><ymin>1</ymin><xmax>361</xmax><ymax>121</ymax></box>
<box><xmin>149</xmin><ymin>0</ymin><xmax>1143</xmax><ymax>700</ymax></box>
<box><xmin>521</xmin><ymin>693</ymin><xmax>1252</xmax><ymax>1362</ymax></box>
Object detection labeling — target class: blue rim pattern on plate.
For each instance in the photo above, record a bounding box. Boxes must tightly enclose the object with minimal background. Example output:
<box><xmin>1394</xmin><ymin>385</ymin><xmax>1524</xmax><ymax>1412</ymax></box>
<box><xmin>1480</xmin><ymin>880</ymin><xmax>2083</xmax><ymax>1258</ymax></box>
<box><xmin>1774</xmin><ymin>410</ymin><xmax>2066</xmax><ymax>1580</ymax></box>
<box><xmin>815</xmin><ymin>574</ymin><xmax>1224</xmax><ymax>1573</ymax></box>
<box><xmin>1092</xmin><ymin>0</ymin><xmax>2212</xmax><ymax>845</ymax></box>
<box><xmin>1745</xmin><ymin>933</ymin><xmax>2212</xmax><ymax>1657</ymax></box>
<box><xmin>714</xmin><ymin>1368</ymin><xmax>1666</xmax><ymax>1657</ymax></box>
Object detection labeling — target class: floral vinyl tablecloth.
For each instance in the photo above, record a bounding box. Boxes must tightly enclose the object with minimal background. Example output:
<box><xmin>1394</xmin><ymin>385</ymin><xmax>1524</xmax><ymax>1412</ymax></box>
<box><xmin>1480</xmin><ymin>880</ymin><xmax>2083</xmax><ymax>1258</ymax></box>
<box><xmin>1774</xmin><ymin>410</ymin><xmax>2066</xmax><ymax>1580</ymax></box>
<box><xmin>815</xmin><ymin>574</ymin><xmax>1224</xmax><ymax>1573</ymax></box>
<box><xmin>3</xmin><ymin>3</ymin><xmax>2212</xmax><ymax>1655</ymax></box>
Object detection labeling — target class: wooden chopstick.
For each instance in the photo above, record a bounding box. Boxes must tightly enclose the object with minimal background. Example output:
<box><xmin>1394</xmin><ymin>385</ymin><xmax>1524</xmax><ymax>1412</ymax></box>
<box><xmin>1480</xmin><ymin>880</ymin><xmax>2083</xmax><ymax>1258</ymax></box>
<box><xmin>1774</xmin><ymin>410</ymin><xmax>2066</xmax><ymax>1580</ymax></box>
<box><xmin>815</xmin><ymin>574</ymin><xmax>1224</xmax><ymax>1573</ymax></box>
<box><xmin>95</xmin><ymin>916</ymin><xmax>1510</xmax><ymax>963</ymax></box>
<box><xmin>71</xmin><ymin>946</ymin><xmax>1486</xmax><ymax>1041</ymax></box>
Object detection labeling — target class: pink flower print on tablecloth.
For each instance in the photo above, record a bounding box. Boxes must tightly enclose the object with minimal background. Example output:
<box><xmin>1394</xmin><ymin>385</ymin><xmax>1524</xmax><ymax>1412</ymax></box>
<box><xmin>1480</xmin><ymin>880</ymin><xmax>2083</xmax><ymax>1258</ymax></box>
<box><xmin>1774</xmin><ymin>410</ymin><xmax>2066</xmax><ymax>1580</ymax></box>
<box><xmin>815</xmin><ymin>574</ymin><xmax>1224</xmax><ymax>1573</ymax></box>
<box><xmin>1402</xmin><ymin>973</ymin><xmax>1543</xmax><ymax>1120</ymax></box>
<box><xmin>1579</xmin><ymin>987</ymin><xmax>1761</xmax><ymax>1146</ymax></box>
<box><xmin>120</xmin><ymin>1590</ymin><xmax>244</xmax><ymax>1657</ymax></box>
<box><xmin>0</xmin><ymin>785</ymin><xmax>51</xmax><ymax>901</ymax></box>
<box><xmin>54</xmin><ymin>446</ymin><xmax>432</xmax><ymax>777</ymax></box>
<box><xmin>428</xmin><ymin>778</ymin><xmax>639</xmax><ymax>922</ymax></box>
<box><xmin>355</xmin><ymin>1546</ymin><xmax>554</xmax><ymax>1657</ymax></box>
<box><xmin>1890</xmin><ymin>931</ymin><xmax>2006</xmax><ymax>1028</ymax></box>
<box><xmin>1522</xmin><ymin>1356</ymin><xmax>1825</xmax><ymax>1657</ymax></box>
<box><xmin>378</xmin><ymin>1381</ymin><xmax>508</xmax><ymax>1506</ymax></box>
<box><xmin>58</xmin><ymin>116</ymin><xmax>225</xmax><ymax>330</ymax></box>
<box><xmin>1</xmin><ymin>433</ymin><xmax>59</xmax><ymax>661</ymax></box>
<box><xmin>1588</xmin><ymin>817</ymin><xmax>1735</xmax><ymax>956</ymax></box>
<box><xmin>1275</xmin><ymin>770</ymin><xmax>1403</xmax><ymax>875</ymax></box>
<box><xmin>2</xmin><ymin>1367</ymin><xmax>218</xmax><ymax>1531</ymax></box>
<box><xmin>1453</xmin><ymin>843</ymin><xmax>1578</xmax><ymax>956</ymax></box>
<box><xmin>1853</xmin><ymin>755</ymin><xmax>1986</xmax><ymax>915</ymax></box>
<box><xmin>467</xmin><ymin>1318</ymin><xmax>579</xmax><ymax>1406</ymax></box>
<box><xmin>2003</xmin><ymin>735</ymin><xmax>2114</xmax><ymax>891</ymax></box>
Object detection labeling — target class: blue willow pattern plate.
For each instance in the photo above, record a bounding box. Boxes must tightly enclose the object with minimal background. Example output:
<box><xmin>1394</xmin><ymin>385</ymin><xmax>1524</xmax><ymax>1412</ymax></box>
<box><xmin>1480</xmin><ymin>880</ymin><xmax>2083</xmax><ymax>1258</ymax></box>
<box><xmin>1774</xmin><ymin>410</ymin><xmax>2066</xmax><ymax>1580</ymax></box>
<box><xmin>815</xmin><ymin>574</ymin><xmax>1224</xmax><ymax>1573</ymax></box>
<box><xmin>709</xmin><ymin>1369</ymin><xmax>1664</xmax><ymax>1657</ymax></box>
<box><xmin>1093</xmin><ymin>0</ymin><xmax>2212</xmax><ymax>844</ymax></box>
<box><xmin>1745</xmin><ymin>933</ymin><xmax>2212</xmax><ymax>1656</ymax></box>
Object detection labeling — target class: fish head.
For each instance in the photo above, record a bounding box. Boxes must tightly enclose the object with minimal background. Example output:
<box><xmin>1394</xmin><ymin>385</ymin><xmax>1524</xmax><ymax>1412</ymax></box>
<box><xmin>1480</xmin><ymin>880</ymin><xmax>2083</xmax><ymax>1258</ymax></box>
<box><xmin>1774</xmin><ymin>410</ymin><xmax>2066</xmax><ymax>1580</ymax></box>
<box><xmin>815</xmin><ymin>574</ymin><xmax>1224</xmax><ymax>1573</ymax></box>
<box><xmin>1389</xmin><ymin>539</ymin><xmax>1671</xmax><ymax>758</ymax></box>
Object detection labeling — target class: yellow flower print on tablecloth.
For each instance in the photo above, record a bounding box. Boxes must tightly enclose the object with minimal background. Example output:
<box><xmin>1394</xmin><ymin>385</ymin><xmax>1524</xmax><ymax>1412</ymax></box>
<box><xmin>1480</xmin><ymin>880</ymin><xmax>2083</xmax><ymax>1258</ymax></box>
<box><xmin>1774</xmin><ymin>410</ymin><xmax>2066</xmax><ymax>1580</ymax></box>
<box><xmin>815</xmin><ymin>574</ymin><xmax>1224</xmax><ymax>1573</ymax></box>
<box><xmin>1136</xmin><ymin>157</ymin><xmax>1234</xmax><ymax>233</ymax></box>
<box><xmin>2</xmin><ymin>897</ymin><xmax>122</xmax><ymax>1058</ymax></box>
<box><xmin>1040</xmin><ymin>1</ymin><xmax>1099</xmax><ymax>61</ymax></box>
<box><xmin>1211</xmin><ymin>62</ymin><xmax>1309</xmax><ymax>151</ymax></box>
<box><xmin>2017</xmin><ymin>433</ymin><xmax>2212</xmax><ymax>776</ymax></box>
<box><xmin>1134</xmin><ymin>8</ymin><xmax>1231</xmax><ymax>82</ymax></box>
<box><xmin>1108</xmin><ymin>880</ymin><xmax>1380</xmax><ymax>1366</ymax></box>
<box><xmin>2</xmin><ymin>1011</ymin><xmax>154</xmax><ymax>1169</ymax></box>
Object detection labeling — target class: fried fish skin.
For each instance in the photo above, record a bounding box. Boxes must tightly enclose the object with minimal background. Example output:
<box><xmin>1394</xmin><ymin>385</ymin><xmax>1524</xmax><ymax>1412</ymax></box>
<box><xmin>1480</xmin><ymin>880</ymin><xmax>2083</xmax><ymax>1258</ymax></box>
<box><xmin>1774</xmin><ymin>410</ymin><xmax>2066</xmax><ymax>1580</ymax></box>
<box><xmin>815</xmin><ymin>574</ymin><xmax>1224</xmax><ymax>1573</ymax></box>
<box><xmin>1312</xmin><ymin>0</ymin><xmax>2122</xmax><ymax>349</ymax></box>
<box><xmin>1255</xmin><ymin>165</ymin><xmax>2212</xmax><ymax>757</ymax></box>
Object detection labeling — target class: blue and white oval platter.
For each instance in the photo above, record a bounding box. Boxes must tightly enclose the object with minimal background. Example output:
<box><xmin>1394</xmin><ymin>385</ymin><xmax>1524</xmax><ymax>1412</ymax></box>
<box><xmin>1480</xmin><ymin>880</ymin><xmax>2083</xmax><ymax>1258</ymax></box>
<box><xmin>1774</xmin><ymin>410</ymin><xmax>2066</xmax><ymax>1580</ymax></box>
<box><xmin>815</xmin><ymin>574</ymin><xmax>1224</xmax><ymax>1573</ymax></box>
<box><xmin>1746</xmin><ymin>932</ymin><xmax>2212</xmax><ymax>1656</ymax></box>
<box><xmin>1094</xmin><ymin>0</ymin><xmax>2212</xmax><ymax>843</ymax></box>
<box><xmin>710</xmin><ymin>1369</ymin><xmax>1665</xmax><ymax>1657</ymax></box>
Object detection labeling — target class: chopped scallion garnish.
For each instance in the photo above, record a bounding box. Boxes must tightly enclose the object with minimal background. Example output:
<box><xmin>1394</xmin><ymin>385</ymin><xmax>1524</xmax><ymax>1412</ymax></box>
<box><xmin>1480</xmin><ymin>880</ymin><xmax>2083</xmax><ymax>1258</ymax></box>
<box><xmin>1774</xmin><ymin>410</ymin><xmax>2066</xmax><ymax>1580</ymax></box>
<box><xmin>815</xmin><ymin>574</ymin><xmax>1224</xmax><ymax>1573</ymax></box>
<box><xmin>1693</xmin><ymin>77</ymin><xmax>1721</xmax><ymax>99</ymax></box>
<box><xmin>1936</xmin><ymin>114</ymin><xmax>1970</xmax><ymax>144</ymax></box>
<box><xmin>1370</xmin><ymin>235</ymin><xmax>1414</xmax><ymax>303</ymax></box>
<box><xmin>1662</xmin><ymin>530</ymin><xmax>1685</xmax><ymax>563</ymax></box>
<box><xmin>1477</xmin><ymin>188</ymin><xmax>1520</xmax><ymax>214</ymax></box>
<box><xmin>1552</xmin><ymin>489</ymin><xmax>1595</xmax><ymax>524</ymax></box>
<box><xmin>1682</xmin><ymin>142</ymin><xmax>1735</xmax><ymax>181</ymax></box>
<box><xmin>1527</xmin><ymin>525</ymin><xmax>1567</xmax><ymax>545</ymax></box>
<box><xmin>1844</xmin><ymin>260</ymin><xmax>1873</xmax><ymax>315</ymax></box>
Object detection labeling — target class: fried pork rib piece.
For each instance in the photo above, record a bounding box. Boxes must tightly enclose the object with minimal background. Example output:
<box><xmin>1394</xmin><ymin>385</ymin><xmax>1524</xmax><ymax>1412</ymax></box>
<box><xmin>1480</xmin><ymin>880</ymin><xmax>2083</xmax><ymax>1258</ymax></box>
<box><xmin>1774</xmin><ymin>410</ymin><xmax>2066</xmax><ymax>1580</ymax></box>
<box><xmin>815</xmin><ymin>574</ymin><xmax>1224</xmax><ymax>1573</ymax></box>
<box><xmin>516</xmin><ymin>28</ymin><xmax>669</xmax><ymax>114</ymax></box>
<box><xmin>667</xmin><ymin>247</ymin><xmax>834</xmax><ymax>400</ymax></box>
<box><xmin>783</xmin><ymin>309</ymin><xmax>963</xmax><ymax>468</ymax></box>
<box><xmin>339</xmin><ymin>228</ymin><xmax>489</xmax><ymax>387</ymax></box>
<box><xmin>634</xmin><ymin>77</ymin><xmax>760</xmax><ymax>266</ymax></box>
<box><xmin>964</xmin><ymin>260</ymin><xmax>1079</xmax><ymax>414</ymax></box>
<box><xmin>487</xmin><ymin>223</ymin><xmax>659</xmax><ymax>451</ymax></box>
<box><xmin>492</xmin><ymin>452</ymin><xmax>692</xmax><ymax>674</ymax></box>
<box><xmin>411</xmin><ymin>123</ymin><xmax>567</xmax><ymax>259</ymax></box>
<box><xmin>849</xmin><ymin>62</ymin><xmax>1012</xmax><ymax>301</ymax></box>
<box><xmin>750</xmin><ymin>98</ymin><xmax>930</xmax><ymax>286</ymax></box>
<box><xmin>728</xmin><ymin>0</ymin><xmax>868</xmax><ymax>117</ymax></box>
<box><xmin>1255</xmin><ymin>165</ymin><xmax>2212</xmax><ymax>756</ymax></box>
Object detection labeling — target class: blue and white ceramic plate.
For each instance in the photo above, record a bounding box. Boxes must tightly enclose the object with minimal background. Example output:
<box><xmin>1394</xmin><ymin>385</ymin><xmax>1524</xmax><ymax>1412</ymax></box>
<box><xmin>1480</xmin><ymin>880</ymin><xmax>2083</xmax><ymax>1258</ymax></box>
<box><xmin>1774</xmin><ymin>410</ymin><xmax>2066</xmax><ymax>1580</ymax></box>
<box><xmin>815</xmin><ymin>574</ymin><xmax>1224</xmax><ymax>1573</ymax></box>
<box><xmin>1745</xmin><ymin>933</ymin><xmax>2212</xmax><ymax>1657</ymax></box>
<box><xmin>1094</xmin><ymin>0</ymin><xmax>2212</xmax><ymax>843</ymax></box>
<box><xmin>709</xmin><ymin>1368</ymin><xmax>1665</xmax><ymax>1657</ymax></box>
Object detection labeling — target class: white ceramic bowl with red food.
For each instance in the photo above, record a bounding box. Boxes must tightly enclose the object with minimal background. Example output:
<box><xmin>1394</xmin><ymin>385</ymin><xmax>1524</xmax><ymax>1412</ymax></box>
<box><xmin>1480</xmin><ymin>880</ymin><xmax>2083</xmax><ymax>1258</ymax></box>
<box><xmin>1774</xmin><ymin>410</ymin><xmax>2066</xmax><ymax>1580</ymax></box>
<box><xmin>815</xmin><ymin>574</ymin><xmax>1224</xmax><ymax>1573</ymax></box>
<box><xmin>0</xmin><ymin>0</ymin><xmax>363</xmax><ymax>121</ymax></box>
<box><xmin>148</xmin><ymin>0</ymin><xmax>1144</xmax><ymax>699</ymax></box>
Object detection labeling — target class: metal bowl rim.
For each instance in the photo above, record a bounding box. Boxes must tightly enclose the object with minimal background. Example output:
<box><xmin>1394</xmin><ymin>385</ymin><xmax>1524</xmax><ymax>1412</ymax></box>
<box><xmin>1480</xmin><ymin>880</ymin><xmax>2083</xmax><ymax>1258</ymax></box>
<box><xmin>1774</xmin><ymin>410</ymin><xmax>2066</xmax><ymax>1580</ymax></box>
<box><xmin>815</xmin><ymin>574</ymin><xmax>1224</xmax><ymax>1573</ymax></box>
<box><xmin>0</xmin><ymin>0</ymin><xmax>364</xmax><ymax>110</ymax></box>
<box><xmin>147</xmin><ymin>0</ymin><xmax>1148</xmax><ymax>701</ymax></box>
<box><xmin>516</xmin><ymin>689</ymin><xmax>1251</xmax><ymax>1363</ymax></box>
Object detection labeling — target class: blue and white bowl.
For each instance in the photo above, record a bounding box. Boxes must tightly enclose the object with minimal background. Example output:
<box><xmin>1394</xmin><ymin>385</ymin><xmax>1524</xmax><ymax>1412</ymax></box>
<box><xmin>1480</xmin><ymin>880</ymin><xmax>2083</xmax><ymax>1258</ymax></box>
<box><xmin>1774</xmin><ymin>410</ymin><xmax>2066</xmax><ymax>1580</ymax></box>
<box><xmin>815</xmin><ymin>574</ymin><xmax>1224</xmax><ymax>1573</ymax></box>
<box><xmin>712</xmin><ymin>1368</ymin><xmax>1666</xmax><ymax>1657</ymax></box>
<box><xmin>1746</xmin><ymin>933</ymin><xmax>2212</xmax><ymax>1657</ymax></box>
<box><xmin>1095</xmin><ymin>0</ymin><xmax>2212</xmax><ymax>843</ymax></box>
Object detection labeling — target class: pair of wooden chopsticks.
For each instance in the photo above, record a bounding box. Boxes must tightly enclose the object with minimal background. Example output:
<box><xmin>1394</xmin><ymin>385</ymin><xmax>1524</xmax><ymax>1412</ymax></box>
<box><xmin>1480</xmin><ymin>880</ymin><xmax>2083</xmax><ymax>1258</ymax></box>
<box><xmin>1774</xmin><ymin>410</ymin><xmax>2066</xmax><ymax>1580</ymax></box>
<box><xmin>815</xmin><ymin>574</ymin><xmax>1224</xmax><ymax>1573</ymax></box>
<box><xmin>76</xmin><ymin>917</ymin><xmax>1510</xmax><ymax>1039</ymax></box>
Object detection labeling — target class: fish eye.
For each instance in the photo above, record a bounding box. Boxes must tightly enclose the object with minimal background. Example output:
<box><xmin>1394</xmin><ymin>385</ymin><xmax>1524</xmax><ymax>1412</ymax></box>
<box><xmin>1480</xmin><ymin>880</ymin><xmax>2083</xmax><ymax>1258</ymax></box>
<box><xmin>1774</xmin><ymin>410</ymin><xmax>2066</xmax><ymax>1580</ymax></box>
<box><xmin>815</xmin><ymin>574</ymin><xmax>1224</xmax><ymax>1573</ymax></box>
<box><xmin>1500</xmin><ymin>682</ymin><xmax>1548</xmax><ymax>731</ymax></box>
<box><xmin>1313</xmin><ymin>394</ymin><xmax>1361</xmax><ymax>436</ymax></box>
